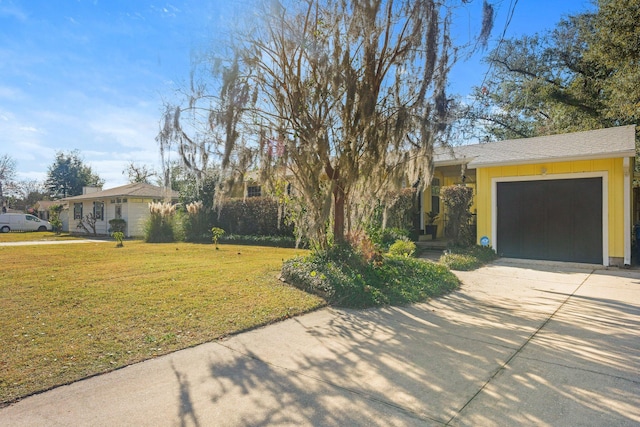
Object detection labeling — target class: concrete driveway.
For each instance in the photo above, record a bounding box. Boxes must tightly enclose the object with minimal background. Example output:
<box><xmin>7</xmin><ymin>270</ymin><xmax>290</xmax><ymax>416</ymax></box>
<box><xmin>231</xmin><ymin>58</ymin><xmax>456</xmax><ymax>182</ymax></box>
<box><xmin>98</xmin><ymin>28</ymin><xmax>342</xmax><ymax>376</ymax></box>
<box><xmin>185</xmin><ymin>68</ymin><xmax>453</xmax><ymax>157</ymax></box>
<box><xmin>1</xmin><ymin>259</ymin><xmax>639</xmax><ymax>426</ymax></box>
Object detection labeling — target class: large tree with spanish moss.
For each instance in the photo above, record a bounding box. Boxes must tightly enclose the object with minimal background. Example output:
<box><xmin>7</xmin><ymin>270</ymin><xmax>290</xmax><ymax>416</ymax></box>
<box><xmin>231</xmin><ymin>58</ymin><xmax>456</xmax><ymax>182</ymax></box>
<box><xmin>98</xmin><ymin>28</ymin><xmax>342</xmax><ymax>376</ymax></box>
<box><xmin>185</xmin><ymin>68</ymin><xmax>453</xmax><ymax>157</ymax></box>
<box><xmin>158</xmin><ymin>0</ymin><xmax>494</xmax><ymax>249</ymax></box>
<box><xmin>462</xmin><ymin>0</ymin><xmax>639</xmax><ymax>142</ymax></box>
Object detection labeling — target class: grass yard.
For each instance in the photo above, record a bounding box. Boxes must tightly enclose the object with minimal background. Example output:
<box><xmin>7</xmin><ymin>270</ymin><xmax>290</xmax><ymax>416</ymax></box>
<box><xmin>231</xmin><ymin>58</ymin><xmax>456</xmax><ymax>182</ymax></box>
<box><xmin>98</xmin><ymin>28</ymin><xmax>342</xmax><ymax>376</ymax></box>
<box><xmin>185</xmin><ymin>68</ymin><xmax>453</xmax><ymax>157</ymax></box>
<box><xmin>0</xmin><ymin>241</ymin><xmax>324</xmax><ymax>405</ymax></box>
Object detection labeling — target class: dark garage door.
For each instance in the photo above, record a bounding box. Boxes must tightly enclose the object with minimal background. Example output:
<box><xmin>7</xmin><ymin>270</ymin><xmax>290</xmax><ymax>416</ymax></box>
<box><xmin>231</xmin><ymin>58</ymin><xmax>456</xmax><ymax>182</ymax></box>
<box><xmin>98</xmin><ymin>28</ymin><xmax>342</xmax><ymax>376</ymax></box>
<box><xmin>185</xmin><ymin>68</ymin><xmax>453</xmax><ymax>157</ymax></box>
<box><xmin>497</xmin><ymin>177</ymin><xmax>603</xmax><ymax>264</ymax></box>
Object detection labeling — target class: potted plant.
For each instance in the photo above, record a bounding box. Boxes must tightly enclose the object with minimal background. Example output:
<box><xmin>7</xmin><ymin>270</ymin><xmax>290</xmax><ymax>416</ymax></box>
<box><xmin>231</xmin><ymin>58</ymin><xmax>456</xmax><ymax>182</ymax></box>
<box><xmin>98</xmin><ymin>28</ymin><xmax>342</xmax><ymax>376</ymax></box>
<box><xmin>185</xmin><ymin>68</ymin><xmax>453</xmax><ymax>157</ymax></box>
<box><xmin>425</xmin><ymin>211</ymin><xmax>439</xmax><ymax>239</ymax></box>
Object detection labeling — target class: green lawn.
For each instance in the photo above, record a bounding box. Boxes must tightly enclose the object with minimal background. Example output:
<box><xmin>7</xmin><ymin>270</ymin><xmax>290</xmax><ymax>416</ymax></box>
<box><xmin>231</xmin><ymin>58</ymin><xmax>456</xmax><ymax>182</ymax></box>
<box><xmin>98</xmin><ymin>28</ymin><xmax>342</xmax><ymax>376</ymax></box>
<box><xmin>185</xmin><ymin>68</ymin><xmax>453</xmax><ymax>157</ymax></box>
<box><xmin>0</xmin><ymin>241</ymin><xmax>324</xmax><ymax>405</ymax></box>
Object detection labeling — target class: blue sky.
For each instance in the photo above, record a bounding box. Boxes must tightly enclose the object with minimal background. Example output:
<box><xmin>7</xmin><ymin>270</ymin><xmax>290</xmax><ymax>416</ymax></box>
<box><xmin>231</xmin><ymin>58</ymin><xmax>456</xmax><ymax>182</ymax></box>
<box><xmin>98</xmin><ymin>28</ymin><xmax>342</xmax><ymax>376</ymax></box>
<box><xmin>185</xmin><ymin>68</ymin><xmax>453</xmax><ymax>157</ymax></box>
<box><xmin>1</xmin><ymin>0</ymin><xmax>595</xmax><ymax>189</ymax></box>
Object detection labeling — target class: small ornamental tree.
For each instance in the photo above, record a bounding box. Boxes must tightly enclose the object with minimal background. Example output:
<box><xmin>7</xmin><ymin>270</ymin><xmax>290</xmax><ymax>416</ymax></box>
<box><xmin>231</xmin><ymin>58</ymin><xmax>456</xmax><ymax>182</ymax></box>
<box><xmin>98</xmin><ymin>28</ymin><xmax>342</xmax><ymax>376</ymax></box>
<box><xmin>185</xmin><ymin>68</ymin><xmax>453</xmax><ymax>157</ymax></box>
<box><xmin>211</xmin><ymin>227</ymin><xmax>225</xmax><ymax>249</ymax></box>
<box><xmin>77</xmin><ymin>213</ymin><xmax>98</xmax><ymax>236</ymax></box>
<box><xmin>49</xmin><ymin>204</ymin><xmax>64</xmax><ymax>235</ymax></box>
<box><xmin>112</xmin><ymin>231</ymin><xmax>125</xmax><ymax>247</ymax></box>
<box><xmin>440</xmin><ymin>185</ymin><xmax>474</xmax><ymax>247</ymax></box>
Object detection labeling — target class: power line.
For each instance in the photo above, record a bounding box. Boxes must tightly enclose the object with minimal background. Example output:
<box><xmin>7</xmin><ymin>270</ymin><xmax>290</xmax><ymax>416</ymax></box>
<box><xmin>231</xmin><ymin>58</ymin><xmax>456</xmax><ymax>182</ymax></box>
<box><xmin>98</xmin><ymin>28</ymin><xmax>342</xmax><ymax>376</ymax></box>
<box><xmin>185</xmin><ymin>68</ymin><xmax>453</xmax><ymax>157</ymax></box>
<box><xmin>478</xmin><ymin>0</ymin><xmax>520</xmax><ymax>91</ymax></box>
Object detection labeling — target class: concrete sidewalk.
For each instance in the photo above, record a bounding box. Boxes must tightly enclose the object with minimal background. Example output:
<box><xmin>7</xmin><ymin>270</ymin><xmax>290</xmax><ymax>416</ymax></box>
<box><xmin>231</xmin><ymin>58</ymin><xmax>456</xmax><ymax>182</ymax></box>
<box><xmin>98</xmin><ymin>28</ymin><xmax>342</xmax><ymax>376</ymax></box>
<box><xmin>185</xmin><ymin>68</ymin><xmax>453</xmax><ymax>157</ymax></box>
<box><xmin>0</xmin><ymin>239</ymin><xmax>109</xmax><ymax>246</ymax></box>
<box><xmin>1</xmin><ymin>260</ymin><xmax>639</xmax><ymax>426</ymax></box>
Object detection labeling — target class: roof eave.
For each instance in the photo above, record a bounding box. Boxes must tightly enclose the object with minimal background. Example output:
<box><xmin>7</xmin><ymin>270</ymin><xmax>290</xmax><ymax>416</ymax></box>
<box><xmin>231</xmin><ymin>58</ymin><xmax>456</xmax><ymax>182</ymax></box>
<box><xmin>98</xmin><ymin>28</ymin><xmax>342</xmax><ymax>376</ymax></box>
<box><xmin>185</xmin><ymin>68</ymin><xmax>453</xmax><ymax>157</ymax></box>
<box><xmin>468</xmin><ymin>150</ymin><xmax>636</xmax><ymax>169</ymax></box>
<box><xmin>434</xmin><ymin>157</ymin><xmax>477</xmax><ymax>168</ymax></box>
<box><xmin>62</xmin><ymin>193</ymin><xmax>179</xmax><ymax>201</ymax></box>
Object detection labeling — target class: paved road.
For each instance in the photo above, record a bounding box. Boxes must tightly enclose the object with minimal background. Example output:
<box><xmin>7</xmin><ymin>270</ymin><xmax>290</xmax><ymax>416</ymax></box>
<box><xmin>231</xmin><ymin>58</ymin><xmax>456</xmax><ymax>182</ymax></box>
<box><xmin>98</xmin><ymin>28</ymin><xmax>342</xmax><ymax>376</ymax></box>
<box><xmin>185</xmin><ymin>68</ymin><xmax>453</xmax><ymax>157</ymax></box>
<box><xmin>1</xmin><ymin>259</ymin><xmax>639</xmax><ymax>426</ymax></box>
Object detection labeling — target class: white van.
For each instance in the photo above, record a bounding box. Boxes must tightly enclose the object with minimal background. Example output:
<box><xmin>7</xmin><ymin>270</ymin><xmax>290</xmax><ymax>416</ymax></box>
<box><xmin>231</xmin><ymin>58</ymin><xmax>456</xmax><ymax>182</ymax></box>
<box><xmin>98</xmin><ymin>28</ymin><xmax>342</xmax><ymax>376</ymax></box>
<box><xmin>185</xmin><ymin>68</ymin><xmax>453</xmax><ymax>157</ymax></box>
<box><xmin>0</xmin><ymin>213</ymin><xmax>53</xmax><ymax>232</ymax></box>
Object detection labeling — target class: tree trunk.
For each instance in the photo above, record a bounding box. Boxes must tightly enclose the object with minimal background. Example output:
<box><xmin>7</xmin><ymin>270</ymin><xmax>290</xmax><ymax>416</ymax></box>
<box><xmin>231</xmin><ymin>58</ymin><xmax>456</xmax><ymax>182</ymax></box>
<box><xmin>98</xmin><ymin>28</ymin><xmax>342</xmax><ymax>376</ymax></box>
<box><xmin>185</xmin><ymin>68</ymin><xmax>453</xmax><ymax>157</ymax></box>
<box><xmin>333</xmin><ymin>182</ymin><xmax>346</xmax><ymax>243</ymax></box>
<box><xmin>326</xmin><ymin>163</ymin><xmax>346</xmax><ymax>244</ymax></box>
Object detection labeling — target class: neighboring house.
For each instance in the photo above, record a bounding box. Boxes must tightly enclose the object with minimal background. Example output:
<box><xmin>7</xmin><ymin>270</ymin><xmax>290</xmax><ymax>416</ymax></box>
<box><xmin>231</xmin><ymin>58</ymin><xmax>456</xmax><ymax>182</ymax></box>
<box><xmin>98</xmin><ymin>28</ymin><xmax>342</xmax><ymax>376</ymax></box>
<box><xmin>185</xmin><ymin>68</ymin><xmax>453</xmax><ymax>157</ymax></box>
<box><xmin>62</xmin><ymin>183</ymin><xmax>179</xmax><ymax>237</ymax></box>
<box><xmin>33</xmin><ymin>200</ymin><xmax>69</xmax><ymax>233</ymax></box>
<box><xmin>421</xmin><ymin>125</ymin><xmax>636</xmax><ymax>267</ymax></box>
<box><xmin>34</xmin><ymin>200</ymin><xmax>60</xmax><ymax>221</ymax></box>
<box><xmin>241</xmin><ymin>170</ymin><xmax>293</xmax><ymax>199</ymax></box>
<box><xmin>243</xmin><ymin>171</ymin><xmax>263</xmax><ymax>198</ymax></box>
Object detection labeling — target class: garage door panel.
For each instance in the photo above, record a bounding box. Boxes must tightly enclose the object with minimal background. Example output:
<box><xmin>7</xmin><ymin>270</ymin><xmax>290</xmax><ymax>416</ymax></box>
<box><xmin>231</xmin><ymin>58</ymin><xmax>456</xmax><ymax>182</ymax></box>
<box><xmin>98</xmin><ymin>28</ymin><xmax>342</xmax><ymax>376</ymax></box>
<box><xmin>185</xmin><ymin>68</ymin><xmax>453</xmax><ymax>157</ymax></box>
<box><xmin>545</xmin><ymin>180</ymin><xmax>576</xmax><ymax>261</ymax></box>
<box><xmin>497</xmin><ymin>181</ymin><xmax>546</xmax><ymax>259</ymax></box>
<box><xmin>497</xmin><ymin>178</ymin><xmax>602</xmax><ymax>264</ymax></box>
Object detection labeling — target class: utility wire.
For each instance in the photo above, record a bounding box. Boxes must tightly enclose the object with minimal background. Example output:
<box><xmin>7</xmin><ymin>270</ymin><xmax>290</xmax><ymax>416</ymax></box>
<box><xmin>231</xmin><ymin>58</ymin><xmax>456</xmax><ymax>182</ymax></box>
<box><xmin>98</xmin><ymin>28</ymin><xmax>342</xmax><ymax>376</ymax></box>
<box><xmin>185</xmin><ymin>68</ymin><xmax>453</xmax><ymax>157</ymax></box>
<box><xmin>460</xmin><ymin>0</ymin><xmax>519</xmax><ymax>144</ymax></box>
<box><xmin>478</xmin><ymin>0</ymin><xmax>520</xmax><ymax>92</ymax></box>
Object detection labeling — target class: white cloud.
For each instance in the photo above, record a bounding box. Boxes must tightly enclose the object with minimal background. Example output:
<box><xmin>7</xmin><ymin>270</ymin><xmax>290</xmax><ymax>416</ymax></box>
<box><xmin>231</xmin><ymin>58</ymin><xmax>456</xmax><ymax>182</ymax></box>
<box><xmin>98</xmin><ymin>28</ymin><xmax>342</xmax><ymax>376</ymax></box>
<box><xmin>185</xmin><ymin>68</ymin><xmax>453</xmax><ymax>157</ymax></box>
<box><xmin>87</xmin><ymin>106</ymin><xmax>159</xmax><ymax>150</ymax></box>
<box><xmin>77</xmin><ymin>104</ymin><xmax>164</xmax><ymax>187</ymax></box>
<box><xmin>1</xmin><ymin>100</ymin><xmax>165</xmax><ymax>189</ymax></box>
<box><xmin>18</xmin><ymin>125</ymin><xmax>40</xmax><ymax>132</ymax></box>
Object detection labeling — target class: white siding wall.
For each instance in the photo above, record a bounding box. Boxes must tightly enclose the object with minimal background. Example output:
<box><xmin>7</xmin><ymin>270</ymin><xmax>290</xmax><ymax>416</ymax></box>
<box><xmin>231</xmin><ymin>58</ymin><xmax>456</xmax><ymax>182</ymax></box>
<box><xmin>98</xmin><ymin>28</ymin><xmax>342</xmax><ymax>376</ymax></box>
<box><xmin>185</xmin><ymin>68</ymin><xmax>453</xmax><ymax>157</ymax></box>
<box><xmin>70</xmin><ymin>201</ymin><xmax>108</xmax><ymax>235</ymax></box>
<box><xmin>60</xmin><ymin>209</ymin><xmax>70</xmax><ymax>233</ymax></box>
<box><xmin>64</xmin><ymin>197</ymin><xmax>160</xmax><ymax>237</ymax></box>
<box><xmin>127</xmin><ymin>199</ymin><xmax>153</xmax><ymax>237</ymax></box>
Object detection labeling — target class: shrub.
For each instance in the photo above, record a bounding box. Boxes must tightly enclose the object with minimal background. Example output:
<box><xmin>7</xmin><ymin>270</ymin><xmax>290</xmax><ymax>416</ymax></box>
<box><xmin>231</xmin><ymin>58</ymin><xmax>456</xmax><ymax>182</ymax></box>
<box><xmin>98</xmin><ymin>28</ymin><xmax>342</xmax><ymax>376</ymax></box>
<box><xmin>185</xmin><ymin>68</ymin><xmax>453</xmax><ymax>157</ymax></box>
<box><xmin>388</xmin><ymin>239</ymin><xmax>416</xmax><ymax>257</ymax></box>
<box><xmin>440</xmin><ymin>185</ymin><xmax>475</xmax><ymax>247</ymax></box>
<box><xmin>108</xmin><ymin>218</ymin><xmax>126</xmax><ymax>234</ymax></box>
<box><xmin>383</xmin><ymin>188</ymin><xmax>417</xmax><ymax>230</ymax></box>
<box><xmin>214</xmin><ymin>197</ymin><xmax>294</xmax><ymax>237</ymax></box>
<box><xmin>183</xmin><ymin>201</ymin><xmax>211</xmax><ymax>242</ymax></box>
<box><xmin>440</xmin><ymin>246</ymin><xmax>498</xmax><ymax>271</ymax></box>
<box><xmin>346</xmin><ymin>230</ymin><xmax>383</xmax><ymax>265</ymax></box>
<box><xmin>281</xmin><ymin>247</ymin><xmax>459</xmax><ymax>308</ymax></box>
<box><xmin>144</xmin><ymin>202</ymin><xmax>177</xmax><ymax>243</ymax></box>
<box><xmin>439</xmin><ymin>253</ymin><xmax>479</xmax><ymax>271</ymax></box>
<box><xmin>280</xmin><ymin>256</ymin><xmax>339</xmax><ymax>301</ymax></box>
<box><xmin>220</xmin><ymin>234</ymin><xmax>301</xmax><ymax>248</ymax></box>
<box><xmin>368</xmin><ymin>227</ymin><xmax>410</xmax><ymax>251</ymax></box>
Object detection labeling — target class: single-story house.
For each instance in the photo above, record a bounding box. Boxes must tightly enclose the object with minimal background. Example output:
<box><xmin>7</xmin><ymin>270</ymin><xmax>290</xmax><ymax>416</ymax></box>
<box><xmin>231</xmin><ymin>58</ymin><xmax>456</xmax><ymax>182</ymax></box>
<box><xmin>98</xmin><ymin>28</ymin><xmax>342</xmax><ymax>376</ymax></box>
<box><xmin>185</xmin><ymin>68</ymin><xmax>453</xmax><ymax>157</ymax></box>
<box><xmin>62</xmin><ymin>183</ymin><xmax>180</xmax><ymax>237</ymax></box>
<box><xmin>421</xmin><ymin>125</ymin><xmax>637</xmax><ymax>267</ymax></box>
<box><xmin>33</xmin><ymin>200</ymin><xmax>59</xmax><ymax>221</ymax></box>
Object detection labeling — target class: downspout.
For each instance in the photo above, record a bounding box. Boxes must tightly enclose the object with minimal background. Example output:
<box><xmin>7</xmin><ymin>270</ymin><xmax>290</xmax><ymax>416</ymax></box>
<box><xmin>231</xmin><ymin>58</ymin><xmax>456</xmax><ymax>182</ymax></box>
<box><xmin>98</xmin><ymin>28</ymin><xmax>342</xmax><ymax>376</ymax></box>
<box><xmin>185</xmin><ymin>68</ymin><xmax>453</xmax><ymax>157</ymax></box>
<box><xmin>624</xmin><ymin>157</ymin><xmax>631</xmax><ymax>266</ymax></box>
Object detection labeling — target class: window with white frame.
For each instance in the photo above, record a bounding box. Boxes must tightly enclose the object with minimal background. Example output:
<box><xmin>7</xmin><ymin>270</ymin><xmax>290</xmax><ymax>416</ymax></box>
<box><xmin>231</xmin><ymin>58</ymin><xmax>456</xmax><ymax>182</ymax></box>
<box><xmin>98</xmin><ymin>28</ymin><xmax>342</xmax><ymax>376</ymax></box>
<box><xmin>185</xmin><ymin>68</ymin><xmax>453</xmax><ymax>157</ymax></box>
<box><xmin>93</xmin><ymin>201</ymin><xmax>104</xmax><ymax>220</ymax></box>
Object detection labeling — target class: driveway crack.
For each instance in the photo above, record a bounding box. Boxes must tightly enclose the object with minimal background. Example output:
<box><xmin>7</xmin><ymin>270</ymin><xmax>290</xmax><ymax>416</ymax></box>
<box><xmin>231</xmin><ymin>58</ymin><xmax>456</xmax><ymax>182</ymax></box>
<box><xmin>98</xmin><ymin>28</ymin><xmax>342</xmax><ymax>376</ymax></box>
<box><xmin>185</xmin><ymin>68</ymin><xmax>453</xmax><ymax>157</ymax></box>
<box><xmin>444</xmin><ymin>269</ymin><xmax>596</xmax><ymax>426</ymax></box>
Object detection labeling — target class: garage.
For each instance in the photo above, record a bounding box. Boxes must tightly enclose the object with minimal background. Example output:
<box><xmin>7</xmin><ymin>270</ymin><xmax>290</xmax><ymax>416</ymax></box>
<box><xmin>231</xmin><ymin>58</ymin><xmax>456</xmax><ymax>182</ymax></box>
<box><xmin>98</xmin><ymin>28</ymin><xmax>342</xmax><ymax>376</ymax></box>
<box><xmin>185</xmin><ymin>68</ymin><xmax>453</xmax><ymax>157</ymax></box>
<box><xmin>496</xmin><ymin>177</ymin><xmax>603</xmax><ymax>264</ymax></box>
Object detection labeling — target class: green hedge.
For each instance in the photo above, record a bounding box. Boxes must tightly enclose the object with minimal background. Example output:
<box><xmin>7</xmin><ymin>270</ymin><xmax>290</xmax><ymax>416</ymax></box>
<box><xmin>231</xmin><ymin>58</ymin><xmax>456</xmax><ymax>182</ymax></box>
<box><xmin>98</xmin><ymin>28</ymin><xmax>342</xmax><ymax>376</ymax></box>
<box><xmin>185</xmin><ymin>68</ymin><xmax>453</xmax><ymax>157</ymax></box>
<box><xmin>219</xmin><ymin>234</ymin><xmax>302</xmax><ymax>248</ymax></box>
<box><xmin>214</xmin><ymin>197</ymin><xmax>294</xmax><ymax>237</ymax></box>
